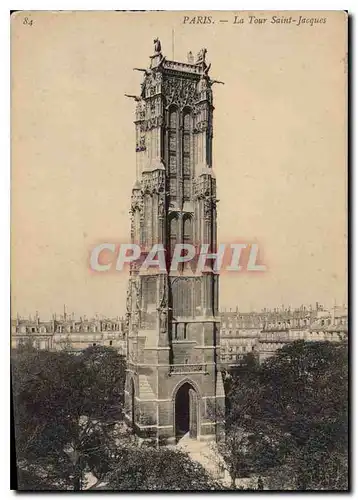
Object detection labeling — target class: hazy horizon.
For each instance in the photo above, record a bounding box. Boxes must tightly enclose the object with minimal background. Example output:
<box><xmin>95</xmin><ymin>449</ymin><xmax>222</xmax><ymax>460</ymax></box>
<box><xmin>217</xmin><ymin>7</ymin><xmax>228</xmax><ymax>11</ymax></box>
<box><xmin>12</xmin><ymin>298</ymin><xmax>347</xmax><ymax>322</ymax></box>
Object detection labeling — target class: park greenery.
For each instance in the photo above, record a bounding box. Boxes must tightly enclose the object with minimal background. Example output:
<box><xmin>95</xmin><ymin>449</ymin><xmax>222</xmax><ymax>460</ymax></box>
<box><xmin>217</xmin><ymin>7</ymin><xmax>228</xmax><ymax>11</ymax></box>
<box><xmin>12</xmin><ymin>339</ymin><xmax>348</xmax><ymax>491</ymax></box>
<box><xmin>221</xmin><ymin>341</ymin><xmax>348</xmax><ymax>490</ymax></box>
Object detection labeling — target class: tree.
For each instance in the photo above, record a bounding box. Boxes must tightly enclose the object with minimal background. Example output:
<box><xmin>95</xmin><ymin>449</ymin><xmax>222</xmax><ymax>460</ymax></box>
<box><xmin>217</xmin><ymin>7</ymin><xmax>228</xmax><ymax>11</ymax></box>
<box><xmin>104</xmin><ymin>447</ymin><xmax>223</xmax><ymax>491</ymax></box>
<box><xmin>12</xmin><ymin>345</ymin><xmax>126</xmax><ymax>490</ymax></box>
<box><xmin>217</xmin><ymin>425</ymin><xmax>255</xmax><ymax>488</ymax></box>
<box><xmin>219</xmin><ymin>353</ymin><xmax>278</xmax><ymax>487</ymax></box>
<box><xmin>260</xmin><ymin>341</ymin><xmax>348</xmax><ymax>489</ymax></box>
<box><xmin>224</xmin><ymin>341</ymin><xmax>348</xmax><ymax>490</ymax></box>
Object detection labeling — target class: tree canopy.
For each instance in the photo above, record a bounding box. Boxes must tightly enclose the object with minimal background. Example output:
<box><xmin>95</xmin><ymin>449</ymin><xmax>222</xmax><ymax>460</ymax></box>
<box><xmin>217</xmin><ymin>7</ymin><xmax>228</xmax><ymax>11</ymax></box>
<box><xmin>12</xmin><ymin>339</ymin><xmax>348</xmax><ymax>491</ymax></box>
<box><xmin>105</xmin><ymin>447</ymin><xmax>223</xmax><ymax>491</ymax></box>
<box><xmin>12</xmin><ymin>344</ymin><xmax>126</xmax><ymax>490</ymax></box>
<box><xmin>222</xmin><ymin>341</ymin><xmax>348</xmax><ymax>490</ymax></box>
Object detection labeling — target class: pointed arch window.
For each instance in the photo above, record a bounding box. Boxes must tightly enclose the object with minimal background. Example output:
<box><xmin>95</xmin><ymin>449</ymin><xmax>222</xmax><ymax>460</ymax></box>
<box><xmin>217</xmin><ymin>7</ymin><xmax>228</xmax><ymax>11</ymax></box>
<box><xmin>169</xmin><ymin>106</ymin><xmax>178</xmax><ymax>201</ymax></box>
<box><xmin>183</xmin><ymin>109</ymin><xmax>192</xmax><ymax>201</ymax></box>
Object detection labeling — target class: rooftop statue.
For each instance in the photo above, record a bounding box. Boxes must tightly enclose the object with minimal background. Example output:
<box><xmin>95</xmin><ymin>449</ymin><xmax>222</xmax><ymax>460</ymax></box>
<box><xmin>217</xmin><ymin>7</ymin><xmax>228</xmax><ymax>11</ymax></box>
<box><xmin>153</xmin><ymin>37</ymin><xmax>162</xmax><ymax>55</ymax></box>
<box><xmin>196</xmin><ymin>47</ymin><xmax>207</xmax><ymax>64</ymax></box>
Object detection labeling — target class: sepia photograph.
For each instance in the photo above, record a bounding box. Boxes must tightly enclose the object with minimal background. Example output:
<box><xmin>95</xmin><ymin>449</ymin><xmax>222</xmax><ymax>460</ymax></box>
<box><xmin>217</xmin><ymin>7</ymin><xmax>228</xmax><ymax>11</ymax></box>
<box><xmin>10</xmin><ymin>10</ymin><xmax>348</xmax><ymax>491</ymax></box>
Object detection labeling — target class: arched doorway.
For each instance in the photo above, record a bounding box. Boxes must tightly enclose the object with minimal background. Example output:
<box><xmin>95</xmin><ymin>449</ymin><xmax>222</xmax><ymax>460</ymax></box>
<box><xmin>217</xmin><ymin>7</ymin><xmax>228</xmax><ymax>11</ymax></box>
<box><xmin>174</xmin><ymin>382</ymin><xmax>198</xmax><ymax>441</ymax></box>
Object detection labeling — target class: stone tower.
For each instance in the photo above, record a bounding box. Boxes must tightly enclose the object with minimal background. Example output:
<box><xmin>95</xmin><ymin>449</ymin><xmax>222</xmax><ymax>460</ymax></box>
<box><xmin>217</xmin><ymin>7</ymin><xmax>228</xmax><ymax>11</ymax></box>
<box><xmin>124</xmin><ymin>41</ymin><xmax>225</xmax><ymax>445</ymax></box>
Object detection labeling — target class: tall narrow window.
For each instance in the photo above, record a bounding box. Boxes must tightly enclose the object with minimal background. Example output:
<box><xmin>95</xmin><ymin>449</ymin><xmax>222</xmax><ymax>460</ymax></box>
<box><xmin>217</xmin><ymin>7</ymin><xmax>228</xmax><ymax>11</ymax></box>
<box><xmin>181</xmin><ymin>280</ymin><xmax>192</xmax><ymax>317</ymax></box>
<box><xmin>183</xmin><ymin>216</ymin><xmax>193</xmax><ymax>272</ymax></box>
<box><xmin>142</xmin><ymin>276</ymin><xmax>157</xmax><ymax>308</ymax></box>
<box><xmin>183</xmin><ymin>110</ymin><xmax>192</xmax><ymax>201</ymax></box>
<box><xmin>152</xmin><ymin>195</ymin><xmax>158</xmax><ymax>244</ymax></box>
<box><xmin>172</xmin><ymin>279</ymin><xmax>192</xmax><ymax>317</ymax></box>
<box><xmin>134</xmin><ymin>209</ymin><xmax>140</xmax><ymax>244</ymax></box>
<box><xmin>143</xmin><ymin>194</ymin><xmax>152</xmax><ymax>248</ymax></box>
<box><xmin>169</xmin><ymin>107</ymin><xmax>178</xmax><ymax>201</ymax></box>
<box><xmin>183</xmin><ymin>216</ymin><xmax>193</xmax><ymax>246</ymax></box>
<box><xmin>193</xmin><ymin>278</ymin><xmax>202</xmax><ymax>316</ymax></box>
<box><xmin>169</xmin><ymin>215</ymin><xmax>178</xmax><ymax>257</ymax></box>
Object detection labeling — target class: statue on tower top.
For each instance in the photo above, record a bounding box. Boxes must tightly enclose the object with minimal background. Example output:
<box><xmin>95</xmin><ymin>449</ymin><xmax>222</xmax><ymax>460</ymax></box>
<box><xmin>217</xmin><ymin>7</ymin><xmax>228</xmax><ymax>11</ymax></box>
<box><xmin>153</xmin><ymin>37</ymin><xmax>162</xmax><ymax>55</ymax></box>
<box><xmin>196</xmin><ymin>47</ymin><xmax>207</xmax><ymax>65</ymax></box>
<box><xmin>196</xmin><ymin>47</ymin><xmax>212</xmax><ymax>78</ymax></box>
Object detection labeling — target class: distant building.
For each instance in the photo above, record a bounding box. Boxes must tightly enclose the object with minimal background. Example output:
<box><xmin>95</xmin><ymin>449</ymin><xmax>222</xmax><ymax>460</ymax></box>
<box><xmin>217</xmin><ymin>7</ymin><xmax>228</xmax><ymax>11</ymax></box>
<box><xmin>220</xmin><ymin>303</ymin><xmax>348</xmax><ymax>365</ymax></box>
<box><xmin>11</xmin><ymin>309</ymin><xmax>126</xmax><ymax>355</ymax></box>
<box><xmin>12</xmin><ymin>302</ymin><xmax>347</xmax><ymax>367</ymax></box>
<box><xmin>220</xmin><ymin>311</ymin><xmax>261</xmax><ymax>366</ymax></box>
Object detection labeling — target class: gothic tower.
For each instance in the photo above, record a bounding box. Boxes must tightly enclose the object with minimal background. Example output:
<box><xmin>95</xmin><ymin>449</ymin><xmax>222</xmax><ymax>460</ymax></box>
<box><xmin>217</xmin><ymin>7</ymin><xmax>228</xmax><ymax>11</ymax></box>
<box><xmin>124</xmin><ymin>40</ymin><xmax>225</xmax><ymax>445</ymax></box>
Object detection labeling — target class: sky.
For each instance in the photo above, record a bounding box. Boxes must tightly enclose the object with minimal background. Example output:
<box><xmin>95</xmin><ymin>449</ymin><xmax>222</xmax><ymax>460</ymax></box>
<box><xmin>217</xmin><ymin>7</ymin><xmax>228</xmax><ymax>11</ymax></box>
<box><xmin>11</xmin><ymin>11</ymin><xmax>347</xmax><ymax>319</ymax></box>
